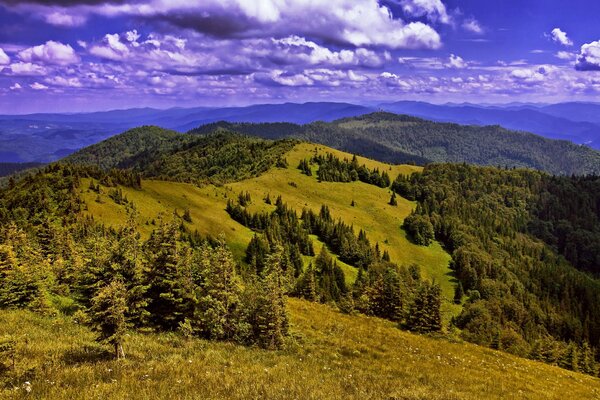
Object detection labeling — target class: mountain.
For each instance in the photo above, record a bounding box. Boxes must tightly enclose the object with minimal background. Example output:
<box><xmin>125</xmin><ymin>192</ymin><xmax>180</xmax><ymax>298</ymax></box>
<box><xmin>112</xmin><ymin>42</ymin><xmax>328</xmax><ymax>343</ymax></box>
<box><xmin>193</xmin><ymin>112</ymin><xmax>600</xmax><ymax>176</ymax></box>
<box><xmin>0</xmin><ymin>102</ymin><xmax>372</xmax><ymax>163</ymax></box>
<box><xmin>4</xmin><ymin>100</ymin><xmax>600</xmax><ymax>163</ymax></box>
<box><xmin>379</xmin><ymin>101</ymin><xmax>600</xmax><ymax>147</ymax></box>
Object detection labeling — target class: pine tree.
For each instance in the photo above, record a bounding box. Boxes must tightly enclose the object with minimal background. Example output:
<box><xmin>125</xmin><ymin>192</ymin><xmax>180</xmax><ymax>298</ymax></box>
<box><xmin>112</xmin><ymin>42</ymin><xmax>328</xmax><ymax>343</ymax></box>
<box><xmin>194</xmin><ymin>239</ymin><xmax>242</xmax><ymax>340</ymax></box>
<box><xmin>381</xmin><ymin>266</ymin><xmax>403</xmax><ymax>321</ymax></box>
<box><xmin>296</xmin><ymin>262</ymin><xmax>318</xmax><ymax>302</ymax></box>
<box><xmin>389</xmin><ymin>192</ymin><xmax>397</xmax><ymax>206</ymax></box>
<box><xmin>144</xmin><ymin>217</ymin><xmax>193</xmax><ymax>330</ymax></box>
<box><xmin>405</xmin><ymin>282</ymin><xmax>442</xmax><ymax>333</ymax></box>
<box><xmin>454</xmin><ymin>281</ymin><xmax>464</xmax><ymax>304</ymax></box>
<box><xmin>252</xmin><ymin>246</ymin><xmax>289</xmax><ymax>349</ymax></box>
<box><xmin>89</xmin><ymin>280</ymin><xmax>128</xmax><ymax>359</ymax></box>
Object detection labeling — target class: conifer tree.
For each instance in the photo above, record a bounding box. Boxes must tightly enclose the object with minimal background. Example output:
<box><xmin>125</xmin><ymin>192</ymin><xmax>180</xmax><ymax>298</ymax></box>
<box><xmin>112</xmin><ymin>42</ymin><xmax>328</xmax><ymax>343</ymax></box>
<box><xmin>253</xmin><ymin>246</ymin><xmax>289</xmax><ymax>349</ymax></box>
<box><xmin>89</xmin><ymin>280</ymin><xmax>128</xmax><ymax>359</ymax></box>
<box><xmin>389</xmin><ymin>192</ymin><xmax>398</xmax><ymax>206</ymax></box>
<box><xmin>454</xmin><ymin>281</ymin><xmax>464</xmax><ymax>304</ymax></box>
<box><xmin>144</xmin><ymin>217</ymin><xmax>193</xmax><ymax>330</ymax></box>
<box><xmin>194</xmin><ymin>239</ymin><xmax>242</xmax><ymax>340</ymax></box>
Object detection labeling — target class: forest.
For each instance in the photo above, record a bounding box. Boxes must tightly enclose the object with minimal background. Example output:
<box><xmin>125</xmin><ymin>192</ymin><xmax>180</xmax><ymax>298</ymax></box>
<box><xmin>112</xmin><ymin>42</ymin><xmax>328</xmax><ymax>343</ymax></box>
<box><xmin>189</xmin><ymin>112</ymin><xmax>600</xmax><ymax>175</ymax></box>
<box><xmin>392</xmin><ymin>165</ymin><xmax>600</xmax><ymax>375</ymax></box>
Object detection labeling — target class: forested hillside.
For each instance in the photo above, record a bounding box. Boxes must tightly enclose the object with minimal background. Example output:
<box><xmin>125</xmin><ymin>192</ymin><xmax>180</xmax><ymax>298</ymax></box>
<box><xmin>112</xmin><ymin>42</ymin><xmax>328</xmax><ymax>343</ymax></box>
<box><xmin>393</xmin><ymin>165</ymin><xmax>600</xmax><ymax>374</ymax></box>
<box><xmin>1</xmin><ymin>133</ymin><xmax>600</xmax><ymax>398</ymax></box>
<box><xmin>193</xmin><ymin>112</ymin><xmax>600</xmax><ymax>175</ymax></box>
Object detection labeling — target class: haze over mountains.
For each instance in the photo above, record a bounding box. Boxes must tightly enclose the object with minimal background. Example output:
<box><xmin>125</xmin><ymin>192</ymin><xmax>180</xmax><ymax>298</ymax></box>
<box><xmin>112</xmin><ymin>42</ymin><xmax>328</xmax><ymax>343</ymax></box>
<box><xmin>1</xmin><ymin>101</ymin><xmax>600</xmax><ymax>163</ymax></box>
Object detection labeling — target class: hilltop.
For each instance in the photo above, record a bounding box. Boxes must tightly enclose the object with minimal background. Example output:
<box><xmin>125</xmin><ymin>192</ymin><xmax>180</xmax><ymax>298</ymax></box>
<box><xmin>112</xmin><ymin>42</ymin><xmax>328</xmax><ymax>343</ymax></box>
<box><xmin>192</xmin><ymin>112</ymin><xmax>600</xmax><ymax>176</ymax></box>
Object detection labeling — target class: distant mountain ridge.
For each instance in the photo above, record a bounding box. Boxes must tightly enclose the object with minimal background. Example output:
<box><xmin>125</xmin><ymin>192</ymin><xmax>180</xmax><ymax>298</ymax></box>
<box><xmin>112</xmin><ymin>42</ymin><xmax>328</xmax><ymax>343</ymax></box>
<box><xmin>2</xmin><ymin>100</ymin><xmax>600</xmax><ymax>163</ymax></box>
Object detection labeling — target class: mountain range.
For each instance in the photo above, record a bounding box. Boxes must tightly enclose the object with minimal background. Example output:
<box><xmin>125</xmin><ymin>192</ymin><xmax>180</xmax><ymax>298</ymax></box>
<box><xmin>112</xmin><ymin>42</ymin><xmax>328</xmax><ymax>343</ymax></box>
<box><xmin>2</xmin><ymin>101</ymin><xmax>600</xmax><ymax>163</ymax></box>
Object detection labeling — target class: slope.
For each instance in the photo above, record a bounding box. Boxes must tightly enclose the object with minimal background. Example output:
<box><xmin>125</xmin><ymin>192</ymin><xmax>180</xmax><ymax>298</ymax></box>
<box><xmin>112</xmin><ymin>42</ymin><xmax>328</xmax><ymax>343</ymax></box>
<box><xmin>1</xmin><ymin>298</ymin><xmax>598</xmax><ymax>400</ymax></box>
<box><xmin>191</xmin><ymin>112</ymin><xmax>600</xmax><ymax>176</ymax></box>
<box><xmin>80</xmin><ymin>142</ymin><xmax>458</xmax><ymax>318</ymax></box>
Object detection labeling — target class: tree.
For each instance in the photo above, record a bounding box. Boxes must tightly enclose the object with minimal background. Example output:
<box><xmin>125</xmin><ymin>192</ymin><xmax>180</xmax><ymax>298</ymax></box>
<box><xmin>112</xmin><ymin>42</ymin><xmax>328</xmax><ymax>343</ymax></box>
<box><xmin>182</xmin><ymin>208</ymin><xmax>192</xmax><ymax>223</ymax></box>
<box><xmin>403</xmin><ymin>212</ymin><xmax>435</xmax><ymax>246</ymax></box>
<box><xmin>89</xmin><ymin>280</ymin><xmax>128</xmax><ymax>359</ymax></box>
<box><xmin>144</xmin><ymin>217</ymin><xmax>193</xmax><ymax>330</ymax></box>
<box><xmin>252</xmin><ymin>246</ymin><xmax>289</xmax><ymax>349</ymax></box>
<box><xmin>454</xmin><ymin>281</ymin><xmax>464</xmax><ymax>304</ymax></box>
<box><xmin>194</xmin><ymin>239</ymin><xmax>243</xmax><ymax>340</ymax></box>
<box><xmin>389</xmin><ymin>192</ymin><xmax>398</xmax><ymax>206</ymax></box>
<box><xmin>405</xmin><ymin>282</ymin><xmax>442</xmax><ymax>333</ymax></box>
<box><xmin>295</xmin><ymin>262</ymin><xmax>318</xmax><ymax>302</ymax></box>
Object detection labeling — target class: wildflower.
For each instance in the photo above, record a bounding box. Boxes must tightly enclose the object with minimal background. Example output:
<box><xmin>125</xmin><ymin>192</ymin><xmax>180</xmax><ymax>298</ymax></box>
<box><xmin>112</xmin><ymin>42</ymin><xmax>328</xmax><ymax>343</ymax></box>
<box><xmin>23</xmin><ymin>382</ymin><xmax>32</xmax><ymax>393</ymax></box>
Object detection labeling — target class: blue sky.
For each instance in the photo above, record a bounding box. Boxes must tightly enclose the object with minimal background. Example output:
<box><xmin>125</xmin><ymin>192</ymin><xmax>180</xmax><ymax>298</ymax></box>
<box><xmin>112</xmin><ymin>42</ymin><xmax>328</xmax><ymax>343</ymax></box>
<box><xmin>0</xmin><ymin>0</ymin><xmax>598</xmax><ymax>113</ymax></box>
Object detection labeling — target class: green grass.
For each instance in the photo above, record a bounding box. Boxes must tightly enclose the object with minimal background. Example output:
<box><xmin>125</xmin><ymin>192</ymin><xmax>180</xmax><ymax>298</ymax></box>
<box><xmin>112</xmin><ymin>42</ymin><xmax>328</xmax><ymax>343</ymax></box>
<box><xmin>81</xmin><ymin>142</ymin><xmax>456</xmax><ymax>319</ymax></box>
<box><xmin>1</xmin><ymin>299</ymin><xmax>599</xmax><ymax>400</ymax></box>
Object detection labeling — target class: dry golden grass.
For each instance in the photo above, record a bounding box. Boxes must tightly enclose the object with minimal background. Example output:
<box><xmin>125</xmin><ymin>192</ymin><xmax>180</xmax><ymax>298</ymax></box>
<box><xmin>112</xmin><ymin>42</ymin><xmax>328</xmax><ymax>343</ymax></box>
<box><xmin>1</xmin><ymin>299</ymin><xmax>598</xmax><ymax>399</ymax></box>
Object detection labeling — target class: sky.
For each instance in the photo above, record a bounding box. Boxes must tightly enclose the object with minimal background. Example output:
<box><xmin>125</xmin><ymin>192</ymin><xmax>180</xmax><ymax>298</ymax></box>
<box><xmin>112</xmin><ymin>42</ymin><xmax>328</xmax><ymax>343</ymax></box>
<box><xmin>0</xmin><ymin>0</ymin><xmax>599</xmax><ymax>113</ymax></box>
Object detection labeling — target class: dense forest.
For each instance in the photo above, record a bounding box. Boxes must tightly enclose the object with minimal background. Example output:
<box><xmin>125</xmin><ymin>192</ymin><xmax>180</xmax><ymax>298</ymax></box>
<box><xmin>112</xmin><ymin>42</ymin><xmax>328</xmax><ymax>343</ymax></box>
<box><xmin>66</xmin><ymin>129</ymin><xmax>296</xmax><ymax>186</ymax></box>
<box><xmin>393</xmin><ymin>165</ymin><xmax>600</xmax><ymax>375</ymax></box>
<box><xmin>191</xmin><ymin>113</ymin><xmax>600</xmax><ymax>175</ymax></box>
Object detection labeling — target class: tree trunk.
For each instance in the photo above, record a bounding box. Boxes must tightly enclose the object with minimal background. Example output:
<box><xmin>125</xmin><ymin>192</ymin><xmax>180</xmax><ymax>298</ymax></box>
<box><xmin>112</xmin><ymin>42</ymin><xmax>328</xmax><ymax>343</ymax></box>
<box><xmin>114</xmin><ymin>342</ymin><xmax>125</xmax><ymax>359</ymax></box>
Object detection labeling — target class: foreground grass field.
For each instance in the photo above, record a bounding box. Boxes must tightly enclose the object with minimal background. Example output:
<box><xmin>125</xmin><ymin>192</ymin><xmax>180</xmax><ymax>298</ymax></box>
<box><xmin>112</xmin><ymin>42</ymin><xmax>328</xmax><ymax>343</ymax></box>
<box><xmin>1</xmin><ymin>298</ymin><xmax>598</xmax><ymax>400</ymax></box>
<box><xmin>82</xmin><ymin>143</ymin><xmax>459</xmax><ymax>319</ymax></box>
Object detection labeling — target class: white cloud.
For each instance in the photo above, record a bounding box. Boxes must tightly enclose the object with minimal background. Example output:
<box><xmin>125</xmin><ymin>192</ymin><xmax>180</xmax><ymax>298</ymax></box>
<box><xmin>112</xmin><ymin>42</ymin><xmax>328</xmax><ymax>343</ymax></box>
<box><xmin>576</xmin><ymin>40</ymin><xmax>600</xmax><ymax>71</ymax></box>
<box><xmin>399</xmin><ymin>0</ymin><xmax>451</xmax><ymax>24</ymax></box>
<box><xmin>0</xmin><ymin>48</ymin><xmax>10</xmax><ymax>65</ymax></box>
<box><xmin>89</xmin><ymin>33</ymin><xmax>130</xmax><ymax>60</ymax></box>
<box><xmin>18</xmin><ymin>41</ymin><xmax>80</xmax><ymax>65</ymax></box>
<box><xmin>30</xmin><ymin>82</ymin><xmax>49</xmax><ymax>90</ymax></box>
<box><xmin>555</xmin><ymin>51</ymin><xmax>576</xmax><ymax>61</ymax></box>
<box><xmin>447</xmin><ymin>54</ymin><xmax>467</xmax><ymax>69</ymax></box>
<box><xmin>510</xmin><ymin>66</ymin><xmax>554</xmax><ymax>83</ymax></box>
<box><xmin>9</xmin><ymin>83</ymin><xmax>22</xmax><ymax>90</ymax></box>
<box><xmin>550</xmin><ymin>28</ymin><xmax>573</xmax><ymax>47</ymax></box>
<box><xmin>45</xmin><ymin>11</ymin><xmax>86</xmax><ymax>27</ymax></box>
<box><xmin>93</xmin><ymin>0</ymin><xmax>443</xmax><ymax>50</ymax></box>
<box><xmin>45</xmin><ymin>76</ymin><xmax>83</xmax><ymax>88</ymax></box>
<box><xmin>462</xmin><ymin>18</ymin><xmax>483</xmax><ymax>34</ymax></box>
<box><xmin>9</xmin><ymin>62</ymin><xmax>47</xmax><ymax>76</ymax></box>
<box><xmin>269</xmin><ymin>70</ymin><xmax>314</xmax><ymax>86</ymax></box>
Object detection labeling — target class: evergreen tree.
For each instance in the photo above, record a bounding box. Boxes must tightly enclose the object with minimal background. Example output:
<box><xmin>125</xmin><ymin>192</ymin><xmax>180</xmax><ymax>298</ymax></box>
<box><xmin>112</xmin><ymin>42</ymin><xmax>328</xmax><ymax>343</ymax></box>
<box><xmin>454</xmin><ymin>281</ymin><xmax>464</xmax><ymax>304</ymax></box>
<box><xmin>194</xmin><ymin>239</ymin><xmax>243</xmax><ymax>340</ymax></box>
<box><xmin>89</xmin><ymin>280</ymin><xmax>128</xmax><ymax>359</ymax></box>
<box><xmin>252</xmin><ymin>246</ymin><xmax>289</xmax><ymax>349</ymax></box>
<box><xmin>405</xmin><ymin>282</ymin><xmax>442</xmax><ymax>333</ymax></box>
<box><xmin>144</xmin><ymin>217</ymin><xmax>193</xmax><ymax>330</ymax></box>
<box><xmin>389</xmin><ymin>192</ymin><xmax>398</xmax><ymax>206</ymax></box>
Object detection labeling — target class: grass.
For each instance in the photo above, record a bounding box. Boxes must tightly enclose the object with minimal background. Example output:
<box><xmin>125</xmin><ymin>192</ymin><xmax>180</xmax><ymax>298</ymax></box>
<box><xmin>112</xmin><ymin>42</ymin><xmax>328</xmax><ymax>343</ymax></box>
<box><xmin>81</xmin><ymin>142</ymin><xmax>457</xmax><ymax>320</ymax></box>
<box><xmin>1</xmin><ymin>299</ymin><xmax>599</xmax><ymax>399</ymax></box>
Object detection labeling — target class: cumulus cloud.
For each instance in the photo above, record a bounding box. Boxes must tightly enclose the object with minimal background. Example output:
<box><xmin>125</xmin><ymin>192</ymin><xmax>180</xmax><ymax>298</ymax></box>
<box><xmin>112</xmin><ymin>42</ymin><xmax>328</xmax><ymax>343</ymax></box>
<box><xmin>19</xmin><ymin>41</ymin><xmax>80</xmax><ymax>65</ymax></box>
<box><xmin>0</xmin><ymin>48</ymin><xmax>10</xmax><ymax>65</ymax></box>
<box><xmin>575</xmin><ymin>40</ymin><xmax>600</xmax><ymax>71</ymax></box>
<box><xmin>398</xmin><ymin>0</ymin><xmax>451</xmax><ymax>24</ymax></box>
<box><xmin>462</xmin><ymin>18</ymin><xmax>483</xmax><ymax>34</ymax></box>
<box><xmin>550</xmin><ymin>28</ymin><xmax>573</xmax><ymax>47</ymax></box>
<box><xmin>447</xmin><ymin>54</ymin><xmax>467</xmax><ymax>69</ymax></box>
<box><xmin>34</xmin><ymin>0</ymin><xmax>442</xmax><ymax>50</ymax></box>
<box><xmin>9</xmin><ymin>83</ymin><xmax>22</xmax><ymax>90</ymax></box>
<box><xmin>270</xmin><ymin>36</ymin><xmax>387</xmax><ymax>68</ymax></box>
<box><xmin>510</xmin><ymin>66</ymin><xmax>554</xmax><ymax>84</ymax></box>
<box><xmin>30</xmin><ymin>82</ymin><xmax>49</xmax><ymax>90</ymax></box>
<box><xmin>555</xmin><ymin>51</ymin><xmax>576</xmax><ymax>61</ymax></box>
<box><xmin>9</xmin><ymin>62</ymin><xmax>47</xmax><ymax>76</ymax></box>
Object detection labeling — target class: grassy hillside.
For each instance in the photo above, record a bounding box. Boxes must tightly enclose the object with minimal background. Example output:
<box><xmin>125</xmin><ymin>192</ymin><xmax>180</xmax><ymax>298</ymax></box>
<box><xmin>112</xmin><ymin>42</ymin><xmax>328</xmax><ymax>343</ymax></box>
<box><xmin>193</xmin><ymin>112</ymin><xmax>600</xmax><ymax>175</ymax></box>
<box><xmin>81</xmin><ymin>142</ymin><xmax>458</xmax><ymax>319</ymax></box>
<box><xmin>1</xmin><ymin>298</ymin><xmax>598</xmax><ymax>400</ymax></box>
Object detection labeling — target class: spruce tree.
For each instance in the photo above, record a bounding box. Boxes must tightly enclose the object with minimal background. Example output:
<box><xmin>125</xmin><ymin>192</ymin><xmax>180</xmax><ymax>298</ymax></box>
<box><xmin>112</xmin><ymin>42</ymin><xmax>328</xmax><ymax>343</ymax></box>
<box><xmin>194</xmin><ymin>239</ymin><xmax>242</xmax><ymax>340</ymax></box>
<box><xmin>144</xmin><ymin>217</ymin><xmax>193</xmax><ymax>330</ymax></box>
<box><xmin>389</xmin><ymin>192</ymin><xmax>398</xmax><ymax>206</ymax></box>
<box><xmin>89</xmin><ymin>280</ymin><xmax>128</xmax><ymax>359</ymax></box>
<box><xmin>253</xmin><ymin>246</ymin><xmax>289</xmax><ymax>349</ymax></box>
<box><xmin>454</xmin><ymin>281</ymin><xmax>464</xmax><ymax>304</ymax></box>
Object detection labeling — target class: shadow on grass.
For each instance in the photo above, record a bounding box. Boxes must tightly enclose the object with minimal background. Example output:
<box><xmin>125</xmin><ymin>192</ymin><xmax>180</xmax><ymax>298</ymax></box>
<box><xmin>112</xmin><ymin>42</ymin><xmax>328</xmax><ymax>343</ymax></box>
<box><xmin>62</xmin><ymin>343</ymin><xmax>112</xmax><ymax>365</ymax></box>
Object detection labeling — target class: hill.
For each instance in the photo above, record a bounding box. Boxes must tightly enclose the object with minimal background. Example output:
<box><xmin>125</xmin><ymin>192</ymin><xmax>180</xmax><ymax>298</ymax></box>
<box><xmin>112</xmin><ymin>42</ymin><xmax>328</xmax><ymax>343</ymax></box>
<box><xmin>1</xmin><ymin>299</ymin><xmax>598</xmax><ymax>400</ymax></box>
<box><xmin>1</xmin><ymin>132</ymin><xmax>600</xmax><ymax>397</ymax></box>
<box><xmin>379</xmin><ymin>101</ymin><xmax>600</xmax><ymax>147</ymax></box>
<box><xmin>192</xmin><ymin>112</ymin><xmax>600</xmax><ymax>175</ymax></box>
